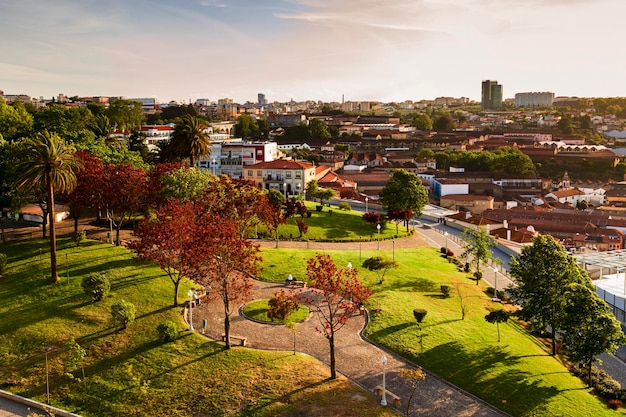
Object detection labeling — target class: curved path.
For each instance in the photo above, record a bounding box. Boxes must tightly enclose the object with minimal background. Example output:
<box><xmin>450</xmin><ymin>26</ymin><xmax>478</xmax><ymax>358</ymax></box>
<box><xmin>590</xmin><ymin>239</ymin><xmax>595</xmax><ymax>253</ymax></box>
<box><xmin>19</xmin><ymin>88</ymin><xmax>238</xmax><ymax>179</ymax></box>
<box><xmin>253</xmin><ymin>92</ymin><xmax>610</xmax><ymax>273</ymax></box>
<box><xmin>190</xmin><ymin>231</ymin><xmax>508</xmax><ymax>417</ymax></box>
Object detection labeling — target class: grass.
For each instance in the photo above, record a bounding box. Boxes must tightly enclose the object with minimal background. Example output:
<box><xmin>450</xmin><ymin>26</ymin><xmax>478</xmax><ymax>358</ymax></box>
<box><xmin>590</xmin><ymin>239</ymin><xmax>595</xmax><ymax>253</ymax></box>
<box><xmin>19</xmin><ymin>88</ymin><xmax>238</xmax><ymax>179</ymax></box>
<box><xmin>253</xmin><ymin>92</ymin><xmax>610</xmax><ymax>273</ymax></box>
<box><xmin>255</xmin><ymin>201</ymin><xmax>411</xmax><ymax>242</ymax></box>
<box><xmin>242</xmin><ymin>299</ymin><xmax>310</xmax><ymax>324</ymax></box>
<box><xmin>257</xmin><ymin>246</ymin><xmax>625</xmax><ymax>416</ymax></box>
<box><xmin>0</xmin><ymin>238</ymin><xmax>399</xmax><ymax>417</ymax></box>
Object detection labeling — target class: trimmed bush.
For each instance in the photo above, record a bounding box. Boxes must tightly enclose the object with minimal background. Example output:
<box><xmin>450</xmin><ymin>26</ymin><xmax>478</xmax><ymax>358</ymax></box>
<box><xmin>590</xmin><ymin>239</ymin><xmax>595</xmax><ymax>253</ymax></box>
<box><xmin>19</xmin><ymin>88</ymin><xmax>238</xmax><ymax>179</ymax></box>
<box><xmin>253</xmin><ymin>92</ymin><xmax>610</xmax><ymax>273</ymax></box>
<box><xmin>440</xmin><ymin>285</ymin><xmax>451</xmax><ymax>298</ymax></box>
<box><xmin>474</xmin><ymin>271</ymin><xmax>483</xmax><ymax>281</ymax></box>
<box><xmin>111</xmin><ymin>300</ymin><xmax>136</xmax><ymax>329</ymax></box>
<box><xmin>413</xmin><ymin>309</ymin><xmax>427</xmax><ymax>324</ymax></box>
<box><xmin>464</xmin><ymin>262</ymin><xmax>470</xmax><ymax>272</ymax></box>
<box><xmin>73</xmin><ymin>230</ymin><xmax>86</xmax><ymax>247</ymax></box>
<box><xmin>0</xmin><ymin>253</ymin><xmax>7</xmax><ymax>277</ymax></box>
<box><xmin>338</xmin><ymin>202</ymin><xmax>351</xmax><ymax>211</ymax></box>
<box><xmin>81</xmin><ymin>272</ymin><xmax>111</xmax><ymax>302</ymax></box>
<box><xmin>440</xmin><ymin>247</ymin><xmax>446</xmax><ymax>254</ymax></box>
<box><xmin>315</xmin><ymin>205</ymin><xmax>323</xmax><ymax>212</ymax></box>
<box><xmin>609</xmin><ymin>399</ymin><xmax>622</xmax><ymax>410</ymax></box>
<box><xmin>157</xmin><ymin>321</ymin><xmax>178</xmax><ymax>342</ymax></box>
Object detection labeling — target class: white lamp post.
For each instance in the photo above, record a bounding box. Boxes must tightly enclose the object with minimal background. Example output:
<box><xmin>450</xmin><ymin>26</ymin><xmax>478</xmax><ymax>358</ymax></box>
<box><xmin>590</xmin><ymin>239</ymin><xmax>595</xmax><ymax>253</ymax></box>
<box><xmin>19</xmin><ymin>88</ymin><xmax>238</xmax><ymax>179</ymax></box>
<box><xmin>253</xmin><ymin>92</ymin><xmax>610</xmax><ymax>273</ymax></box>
<box><xmin>45</xmin><ymin>346</ymin><xmax>51</xmax><ymax>403</ymax></box>
<box><xmin>365</xmin><ymin>197</ymin><xmax>369</xmax><ymax>213</ymax></box>
<box><xmin>492</xmin><ymin>267</ymin><xmax>500</xmax><ymax>302</ymax></box>
<box><xmin>381</xmin><ymin>355</ymin><xmax>388</xmax><ymax>406</ymax></box>
<box><xmin>212</xmin><ymin>158</ymin><xmax>216</xmax><ymax>176</ymax></box>
<box><xmin>444</xmin><ymin>231</ymin><xmax>449</xmax><ymax>254</ymax></box>
<box><xmin>377</xmin><ymin>223</ymin><xmax>381</xmax><ymax>250</ymax></box>
<box><xmin>392</xmin><ymin>239</ymin><xmax>395</xmax><ymax>262</ymax></box>
<box><xmin>187</xmin><ymin>289</ymin><xmax>194</xmax><ymax>330</ymax></box>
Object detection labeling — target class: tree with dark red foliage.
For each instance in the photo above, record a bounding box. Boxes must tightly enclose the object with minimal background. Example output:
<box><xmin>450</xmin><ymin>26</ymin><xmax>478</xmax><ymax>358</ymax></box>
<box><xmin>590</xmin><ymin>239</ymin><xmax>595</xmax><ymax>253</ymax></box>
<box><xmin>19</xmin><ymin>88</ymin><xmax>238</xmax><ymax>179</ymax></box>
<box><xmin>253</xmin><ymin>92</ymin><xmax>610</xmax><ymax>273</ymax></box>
<box><xmin>295</xmin><ymin>254</ymin><xmax>372</xmax><ymax>379</ymax></box>
<box><xmin>387</xmin><ymin>208</ymin><xmax>414</xmax><ymax>233</ymax></box>
<box><xmin>67</xmin><ymin>151</ymin><xmax>106</xmax><ymax>233</ymax></box>
<box><xmin>145</xmin><ymin>161</ymin><xmax>187</xmax><ymax>208</ymax></box>
<box><xmin>100</xmin><ymin>163</ymin><xmax>148</xmax><ymax>245</ymax></box>
<box><xmin>191</xmin><ymin>212</ymin><xmax>260</xmax><ymax>349</ymax></box>
<box><xmin>130</xmin><ymin>199</ymin><xmax>199</xmax><ymax>306</ymax></box>
<box><xmin>362</xmin><ymin>211</ymin><xmax>385</xmax><ymax>228</ymax></box>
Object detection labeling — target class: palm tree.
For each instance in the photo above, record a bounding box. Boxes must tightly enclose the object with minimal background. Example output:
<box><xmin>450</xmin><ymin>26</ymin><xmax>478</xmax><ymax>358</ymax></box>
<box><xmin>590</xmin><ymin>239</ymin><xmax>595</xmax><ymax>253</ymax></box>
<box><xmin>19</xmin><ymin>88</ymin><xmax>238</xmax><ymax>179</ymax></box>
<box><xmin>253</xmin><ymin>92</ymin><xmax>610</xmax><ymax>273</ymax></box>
<box><xmin>16</xmin><ymin>130</ymin><xmax>82</xmax><ymax>283</ymax></box>
<box><xmin>170</xmin><ymin>115</ymin><xmax>211</xmax><ymax>166</ymax></box>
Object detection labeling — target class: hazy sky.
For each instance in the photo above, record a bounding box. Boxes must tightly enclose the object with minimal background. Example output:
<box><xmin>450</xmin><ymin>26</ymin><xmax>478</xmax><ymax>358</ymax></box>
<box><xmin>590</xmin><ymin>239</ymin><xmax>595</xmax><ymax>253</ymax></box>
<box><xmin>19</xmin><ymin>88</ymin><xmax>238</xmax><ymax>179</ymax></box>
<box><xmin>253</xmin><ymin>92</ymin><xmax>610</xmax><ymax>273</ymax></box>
<box><xmin>1</xmin><ymin>0</ymin><xmax>624</xmax><ymax>104</ymax></box>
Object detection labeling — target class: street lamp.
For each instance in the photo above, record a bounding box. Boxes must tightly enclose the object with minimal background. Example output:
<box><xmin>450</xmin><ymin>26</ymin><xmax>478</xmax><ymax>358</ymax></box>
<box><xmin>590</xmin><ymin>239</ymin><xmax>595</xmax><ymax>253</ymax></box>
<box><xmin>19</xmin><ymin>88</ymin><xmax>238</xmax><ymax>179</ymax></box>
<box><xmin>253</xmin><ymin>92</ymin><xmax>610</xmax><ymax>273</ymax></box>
<box><xmin>365</xmin><ymin>197</ymin><xmax>369</xmax><ymax>213</ymax></box>
<box><xmin>444</xmin><ymin>231</ymin><xmax>449</xmax><ymax>254</ymax></box>
<box><xmin>492</xmin><ymin>267</ymin><xmax>500</xmax><ymax>302</ymax></box>
<box><xmin>381</xmin><ymin>355</ymin><xmax>388</xmax><ymax>406</ymax></box>
<box><xmin>212</xmin><ymin>158</ymin><xmax>216</xmax><ymax>176</ymax></box>
<box><xmin>187</xmin><ymin>289</ymin><xmax>194</xmax><ymax>330</ymax></box>
<box><xmin>44</xmin><ymin>346</ymin><xmax>51</xmax><ymax>404</ymax></box>
<box><xmin>359</xmin><ymin>236</ymin><xmax>362</xmax><ymax>263</ymax></box>
<box><xmin>377</xmin><ymin>223</ymin><xmax>381</xmax><ymax>250</ymax></box>
<box><xmin>347</xmin><ymin>262</ymin><xmax>352</xmax><ymax>271</ymax></box>
<box><xmin>392</xmin><ymin>239</ymin><xmax>395</xmax><ymax>262</ymax></box>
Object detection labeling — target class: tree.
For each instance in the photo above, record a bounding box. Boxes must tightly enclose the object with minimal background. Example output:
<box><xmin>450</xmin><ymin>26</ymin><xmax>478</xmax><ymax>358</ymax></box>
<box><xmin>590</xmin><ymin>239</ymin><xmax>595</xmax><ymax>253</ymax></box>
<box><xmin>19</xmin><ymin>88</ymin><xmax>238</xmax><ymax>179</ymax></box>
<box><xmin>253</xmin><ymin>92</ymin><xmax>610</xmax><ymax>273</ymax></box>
<box><xmin>111</xmin><ymin>300</ymin><xmax>136</xmax><ymax>330</ymax></box>
<box><xmin>100</xmin><ymin>163</ymin><xmax>148</xmax><ymax>245</ymax></box>
<box><xmin>106</xmin><ymin>99</ymin><xmax>144</xmax><ymax>130</ymax></box>
<box><xmin>63</xmin><ymin>336</ymin><xmax>86</xmax><ymax>379</ymax></box>
<box><xmin>131</xmin><ymin>199</ymin><xmax>200</xmax><ymax>307</ymax></box>
<box><xmin>317</xmin><ymin>188</ymin><xmax>335</xmax><ymax>206</ymax></box>
<box><xmin>267</xmin><ymin>289</ymin><xmax>300</xmax><ymax>322</ymax></box>
<box><xmin>295</xmin><ymin>254</ymin><xmax>372</xmax><ymax>379</ymax></box>
<box><xmin>0</xmin><ymin>98</ymin><xmax>33</xmax><ymax>141</ymax></box>
<box><xmin>236</xmin><ymin>114</ymin><xmax>260</xmax><ymax>138</ymax></box>
<box><xmin>411</xmin><ymin>114</ymin><xmax>433</xmax><ymax>131</ymax></box>
<box><xmin>417</xmin><ymin>148</ymin><xmax>435</xmax><ymax>159</ymax></box>
<box><xmin>169</xmin><ymin>115</ymin><xmax>211</xmax><ymax>166</ymax></box>
<box><xmin>509</xmin><ymin>234</ymin><xmax>592</xmax><ymax>355</ymax></box>
<box><xmin>67</xmin><ymin>151</ymin><xmax>106</xmax><ymax>233</ymax></box>
<box><xmin>387</xmin><ymin>208</ymin><xmax>413</xmax><ymax>234</ymax></box>
<box><xmin>362</xmin><ymin>256</ymin><xmax>397</xmax><ymax>284</ymax></box>
<box><xmin>433</xmin><ymin>114</ymin><xmax>453</xmax><ymax>131</ymax></box>
<box><xmin>399</xmin><ymin>367</ymin><xmax>426</xmax><ymax>417</ymax></box>
<box><xmin>309</xmin><ymin>118</ymin><xmax>331</xmax><ymax>139</ymax></box>
<box><xmin>305</xmin><ymin>179</ymin><xmax>319</xmax><ymax>201</ymax></box>
<box><xmin>15</xmin><ymin>130</ymin><xmax>82</xmax><ymax>283</ymax></box>
<box><xmin>34</xmin><ymin>105</ymin><xmax>94</xmax><ymax>139</ymax></box>
<box><xmin>81</xmin><ymin>272</ymin><xmax>111</xmax><ymax>302</ymax></box>
<box><xmin>158</xmin><ymin>166</ymin><xmax>212</xmax><ymax>202</ymax></box>
<box><xmin>266</xmin><ymin>189</ymin><xmax>286</xmax><ymax>247</ymax></box>
<box><xmin>191</xmin><ymin>212</ymin><xmax>260</xmax><ymax>349</ymax></box>
<box><xmin>484</xmin><ymin>308</ymin><xmax>512</xmax><ymax>342</ymax></box>
<box><xmin>561</xmin><ymin>283</ymin><xmax>626</xmax><ymax>386</ymax></box>
<box><xmin>460</xmin><ymin>227</ymin><xmax>498</xmax><ymax>285</ymax></box>
<box><xmin>379</xmin><ymin>169</ymin><xmax>428</xmax><ymax>228</ymax></box>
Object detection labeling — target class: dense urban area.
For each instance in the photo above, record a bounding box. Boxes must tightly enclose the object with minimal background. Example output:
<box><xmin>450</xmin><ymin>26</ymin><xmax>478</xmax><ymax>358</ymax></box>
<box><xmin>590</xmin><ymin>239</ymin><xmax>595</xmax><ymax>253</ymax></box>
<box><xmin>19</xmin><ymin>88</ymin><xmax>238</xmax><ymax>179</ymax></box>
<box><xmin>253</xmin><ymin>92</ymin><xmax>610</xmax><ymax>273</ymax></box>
<box><xmin>3</xmin><ymin>83</ymin><xmax>626</xmax><ymax>417</ymax></box>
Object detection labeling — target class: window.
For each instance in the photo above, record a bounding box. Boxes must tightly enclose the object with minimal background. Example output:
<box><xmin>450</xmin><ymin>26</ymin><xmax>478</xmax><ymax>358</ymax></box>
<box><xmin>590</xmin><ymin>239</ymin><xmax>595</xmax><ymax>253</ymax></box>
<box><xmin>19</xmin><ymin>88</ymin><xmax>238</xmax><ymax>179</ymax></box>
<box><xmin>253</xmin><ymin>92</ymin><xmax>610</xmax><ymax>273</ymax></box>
<box><xmin>295</xmin><ymin>171</ymin><xmax>302</xmax><ymax>178</ymax></box>
<box><xmin>257</xmin><ymin>171</ymin><xmax>262</xmax><ymax>177</ymax></box>
<box><xmin>286</xmin><ymin>171</ymin><xmax>291</xmax><ymax>178</ymax></box>
<box><xmin>248</xmin><ymin>170</ymin><xmax>253</xmax><ymax>177</ymax></box>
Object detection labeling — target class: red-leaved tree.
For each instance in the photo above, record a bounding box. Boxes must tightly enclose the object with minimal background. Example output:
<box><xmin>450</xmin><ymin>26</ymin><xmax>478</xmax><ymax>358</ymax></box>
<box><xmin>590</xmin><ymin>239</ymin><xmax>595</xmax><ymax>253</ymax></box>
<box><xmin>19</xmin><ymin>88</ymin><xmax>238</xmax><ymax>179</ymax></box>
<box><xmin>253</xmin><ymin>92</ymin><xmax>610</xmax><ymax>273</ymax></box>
<box><xmin>67</xmin><ymin>151</ymin><xmax>106</xmax><ymax>233</ymax></box>
<box><xmin>192</xmin><ymin>213</ymin><xmax>260</xmax><ymax>349</ymax></box>
<box><xmin>296</xmin><ymin>254</ymin><xmax>372</xmax><ymax>379</ymax></box>
<box><xmin>130</xmin><ymin>199</ymin><xmax>198</xmax><ymax>306</ymax></box>
<box><xmin>100</xmin><ymin>163</ymin><xmax>148</xmax><ymax>245</ymax></box>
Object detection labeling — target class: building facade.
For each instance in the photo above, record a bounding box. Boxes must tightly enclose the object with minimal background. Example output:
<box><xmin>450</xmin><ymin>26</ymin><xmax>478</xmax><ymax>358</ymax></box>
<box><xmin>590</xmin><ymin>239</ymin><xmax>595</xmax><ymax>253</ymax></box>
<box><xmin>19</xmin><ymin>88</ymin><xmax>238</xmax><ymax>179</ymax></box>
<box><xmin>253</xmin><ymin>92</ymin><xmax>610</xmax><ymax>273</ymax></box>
<box><xmin>481</xmin><ymin>80</ymin><xmax>503</xmax><ymax>110</ymax></box>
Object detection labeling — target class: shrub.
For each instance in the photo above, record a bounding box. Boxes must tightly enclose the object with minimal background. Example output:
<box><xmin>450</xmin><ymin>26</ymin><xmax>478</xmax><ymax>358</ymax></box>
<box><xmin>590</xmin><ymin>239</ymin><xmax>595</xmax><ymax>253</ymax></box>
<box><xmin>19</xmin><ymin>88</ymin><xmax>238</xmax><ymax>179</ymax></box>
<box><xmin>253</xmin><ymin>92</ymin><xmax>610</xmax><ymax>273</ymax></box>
<box><xmin>440</xmin><ymin>285</ymin><xmax>451</xmax><ymax>298</ymax></box>
<box><xmin>81</xmin><ymin>272</ymin><xmax>111</xmax><ymax>302</ymax></box>
<box><xmin>157</xmin><ymin>321</ymin><xmax>178</xmax><ymax>342</ymax></box>
<box><xmin>338</xmin><ymin>202</ymin><xmax>351</xmax><ymax>211</ymax></box>
<box><xmin>446</xmin><ymin>249</ymin><xmax>454</xmax><ymax>257</ymax></box>
<box><xmin>316</xmin><ymin>205</ymin><xmax>323</xmax><ymax>212</ymax></box>
<box><xmin>111</xmin><ymin>300</ymin><xmax>136</xmax><ymax>329</ymax></box>
<box><xmin>73</xmin><ymin>230</ymin><xmax>86</xmax><ymax>247</ymax></box>
<box><xmin>328</xmin><ymin>210</ymin><xmax>333</xmax><ymax>215</ymax></box>
<box><xmin>464</xmin><ymin>262</ymin><xmax>470</xmax><ymax>272</ymax></box>
<box><xmin>473</xmin><ymin>271</ymin><xmax>483</xmax><ymax>281</ymax></box>
<box><xmin>413</xmin><ymin>309</ymin><xmax>427</xmax><ymax>324</ymax></box>
<box><xmin>440</xmin><ymin>247</ymin><xmax>446</xmax><ymax>254</ymax></box>
<box><xmin>609</xmin><ymin>399</ymin><xmax>622</xmax><ymax>410</ymax></box>
<box><xmin>0</xmin><ymin>253</ymin><xmax>7</xmax><ymax>277</ymax></box>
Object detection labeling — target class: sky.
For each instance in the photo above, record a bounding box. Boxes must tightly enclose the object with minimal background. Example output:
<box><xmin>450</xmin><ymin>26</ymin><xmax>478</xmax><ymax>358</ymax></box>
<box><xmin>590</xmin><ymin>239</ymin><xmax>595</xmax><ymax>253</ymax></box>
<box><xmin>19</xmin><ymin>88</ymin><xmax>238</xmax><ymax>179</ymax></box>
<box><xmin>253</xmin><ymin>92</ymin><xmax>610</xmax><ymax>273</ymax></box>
<box><xmin>1</xmin><ymin>0</ymin><xmax>624</xmax><ymax>104</ymax></box>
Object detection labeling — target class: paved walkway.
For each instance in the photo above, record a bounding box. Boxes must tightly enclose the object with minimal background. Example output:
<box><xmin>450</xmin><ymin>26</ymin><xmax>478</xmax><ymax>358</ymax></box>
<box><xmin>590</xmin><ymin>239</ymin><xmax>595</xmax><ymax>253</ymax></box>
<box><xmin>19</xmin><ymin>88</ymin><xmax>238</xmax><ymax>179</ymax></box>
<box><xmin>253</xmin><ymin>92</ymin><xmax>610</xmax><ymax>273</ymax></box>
<box><xmin>190</xmin><ymin>230</ymin><xmax>508</xmax><ymax>417</ymax></box>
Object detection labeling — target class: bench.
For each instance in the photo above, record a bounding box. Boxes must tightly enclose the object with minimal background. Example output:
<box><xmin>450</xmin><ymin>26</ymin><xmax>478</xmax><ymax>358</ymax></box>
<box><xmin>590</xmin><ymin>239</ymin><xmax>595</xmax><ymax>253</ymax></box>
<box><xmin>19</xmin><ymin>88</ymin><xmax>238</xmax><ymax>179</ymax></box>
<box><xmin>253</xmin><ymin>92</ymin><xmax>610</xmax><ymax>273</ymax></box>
<box><xmin>375</xmin><ymin>385</ymin><xmax>401</xmax><ymax>407</ymax></box>
<box><xmin>286</xmin><ymin>280</ymin><xmax>307</xmax><ymax>288</ymax></box>
<box><xmin>222</xmin><ymin>334</ymin><xmax>247</xmax><ymax>346</ymax></box>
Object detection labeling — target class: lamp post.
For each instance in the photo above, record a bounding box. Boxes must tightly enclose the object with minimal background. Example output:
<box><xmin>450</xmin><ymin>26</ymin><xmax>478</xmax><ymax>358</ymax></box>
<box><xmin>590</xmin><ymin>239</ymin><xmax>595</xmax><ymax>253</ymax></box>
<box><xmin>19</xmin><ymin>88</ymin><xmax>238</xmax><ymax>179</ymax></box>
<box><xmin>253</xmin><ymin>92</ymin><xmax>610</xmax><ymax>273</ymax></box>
<box><xmin>377</xmin><ymin>223</ymin><xmax>381</xmax><ymax>250</ymax></box>
<box><xmin>365</xmin><ymin>197</ymin><xmax>369</xmax><ymax>213</ymax></box>
<box><xmin>212</xmin><ymin>158</ymin><xmax>216</xmax><ymax>176</ymax></box>
<box><xmin>187</xmin><ymin>289</ymin><xmax>194</xmax><ymax>330</ymax></box>
<box><xmin>444</xmin><ymin>231</ymin><xmax>449</xmax><ymax>254</ymax></box>
<box><xmin>284</xmin><ymin>182</ymin><xmax>287</xmax><ymax>198</ymax></box>
<box><xmin>44</xmin><ymin>346</ymin><xmax>51</xmax><ymax>404</ymax></box>
<box><xmin>392</xmin><ymin>239</ymin><xmax>395</xmax><ymax>262</ymax></box>
<box><xmin>492</xmin><ymin>267</ymin><xmax>500</xmax><ymax>302</ymax></box>
<box><xmin>359</xmin><ymin>236</ymin><xmax>362</xmax><ymax>263</ymax></box>
<box><xmin>381</xmin><ymin>355</ymin><xmax>388</xmax><ymax>406</ymax></box>
<box><xmin>347</xmin><ymin>262</ymin><xmax>352</xmax><ymax>271</ymax></box>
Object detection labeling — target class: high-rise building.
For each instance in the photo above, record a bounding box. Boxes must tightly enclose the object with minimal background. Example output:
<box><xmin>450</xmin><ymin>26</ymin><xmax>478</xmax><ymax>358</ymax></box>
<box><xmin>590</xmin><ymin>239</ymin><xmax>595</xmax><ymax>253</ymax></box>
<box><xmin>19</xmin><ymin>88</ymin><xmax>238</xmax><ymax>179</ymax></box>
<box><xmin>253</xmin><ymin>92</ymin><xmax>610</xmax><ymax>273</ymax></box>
<box><xmin>514</xmin><ymin>92</ymin><xmax>554</xmax><ymax>108</ymax></box>
<box><xmin>257</xmin><ymin>93</ymin><xmax>267</xmax><ymax>106</ymax></box>
<box><xmin>481</xmin><ymin>80</ymin><xmax>503</xmax><ymax>110</ymax></box>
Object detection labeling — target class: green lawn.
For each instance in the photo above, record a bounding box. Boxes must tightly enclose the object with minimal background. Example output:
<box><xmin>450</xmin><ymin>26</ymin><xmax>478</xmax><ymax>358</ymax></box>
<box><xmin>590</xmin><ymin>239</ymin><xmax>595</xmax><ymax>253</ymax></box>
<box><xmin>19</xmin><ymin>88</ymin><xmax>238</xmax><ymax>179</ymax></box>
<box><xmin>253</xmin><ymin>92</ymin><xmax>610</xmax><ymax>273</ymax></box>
<box><xmin>0</xmin><ymin>239</ymin><xmax>399</xmax><ymax>417</ymax></box>
<box><xmin>243</xmin><ymin>299</ymin><xmax>310</xmax><ymax>324</ymax></box>
<box><xmin>258</xmin><ymin>246</ymin><xmax>624</xmax><ymax>416</ymax></box>
<box><xmin>255</xmin><ymin>201</ymin><xmax>411</xmax><ymax>242</ymax></box>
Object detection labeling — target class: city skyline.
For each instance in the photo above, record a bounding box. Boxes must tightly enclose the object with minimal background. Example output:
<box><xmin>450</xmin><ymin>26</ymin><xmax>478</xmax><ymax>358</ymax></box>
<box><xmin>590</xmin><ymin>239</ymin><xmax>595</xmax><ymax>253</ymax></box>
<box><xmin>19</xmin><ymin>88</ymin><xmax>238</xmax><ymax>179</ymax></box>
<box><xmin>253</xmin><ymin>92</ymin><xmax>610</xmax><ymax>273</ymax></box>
<box><xmin>1</xmin><ymin>0</ymin><xmax>624</xmax><ymax>104</ymax></box>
